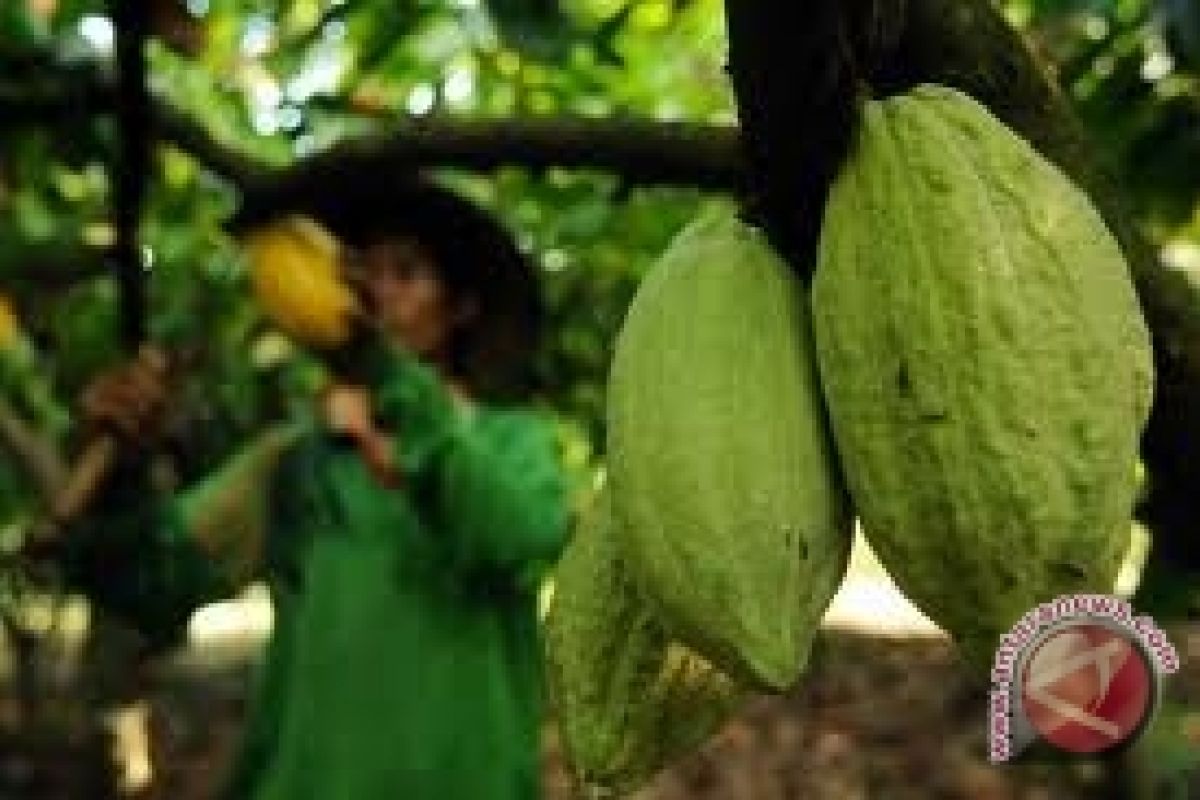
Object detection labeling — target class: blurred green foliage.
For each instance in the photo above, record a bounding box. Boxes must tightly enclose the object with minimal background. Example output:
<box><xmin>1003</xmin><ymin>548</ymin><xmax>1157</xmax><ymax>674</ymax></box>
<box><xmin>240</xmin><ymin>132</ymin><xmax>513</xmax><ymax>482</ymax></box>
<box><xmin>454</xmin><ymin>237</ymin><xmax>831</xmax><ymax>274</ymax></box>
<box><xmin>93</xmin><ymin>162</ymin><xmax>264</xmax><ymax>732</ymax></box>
<box><xmin>0</xmin><ymin>0</ymin><xmax>1197</xmax><ymax>538</ymax></box>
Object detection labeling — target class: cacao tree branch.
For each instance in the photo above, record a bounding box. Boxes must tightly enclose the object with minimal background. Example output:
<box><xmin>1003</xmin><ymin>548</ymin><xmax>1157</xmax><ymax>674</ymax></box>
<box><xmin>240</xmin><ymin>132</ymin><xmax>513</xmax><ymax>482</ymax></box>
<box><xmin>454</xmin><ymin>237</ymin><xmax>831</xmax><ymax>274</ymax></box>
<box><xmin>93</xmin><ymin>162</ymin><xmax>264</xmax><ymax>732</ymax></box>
<box><xmin>270</xmin><ymin>115</ymin><xmax>741</xmax><ymax>191</ymax></box>
<box><xmin>0</xmin><ymin>61</ymin><xmax>742</xmax><ymax>192</ymax></box>
<box><xmin>723</xmin><ymin>0</ymin><xmax>905</xmax><ymax>268</ymax></box>
<box><xmin>158</xmin><ymin>106</ymin><xmax>745</xmax><ymax>195</ymax></box>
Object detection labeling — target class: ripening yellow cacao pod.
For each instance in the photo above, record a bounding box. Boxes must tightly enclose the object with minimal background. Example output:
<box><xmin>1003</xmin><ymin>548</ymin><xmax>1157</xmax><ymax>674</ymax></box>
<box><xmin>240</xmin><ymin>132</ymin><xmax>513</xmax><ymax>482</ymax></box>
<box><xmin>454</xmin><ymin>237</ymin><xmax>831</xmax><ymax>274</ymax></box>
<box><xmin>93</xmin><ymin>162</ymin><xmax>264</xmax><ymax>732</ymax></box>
<box><xmin>244</xmin><ymin>216</ymin><xmax>359</xmax><ymax>349</ymax></box>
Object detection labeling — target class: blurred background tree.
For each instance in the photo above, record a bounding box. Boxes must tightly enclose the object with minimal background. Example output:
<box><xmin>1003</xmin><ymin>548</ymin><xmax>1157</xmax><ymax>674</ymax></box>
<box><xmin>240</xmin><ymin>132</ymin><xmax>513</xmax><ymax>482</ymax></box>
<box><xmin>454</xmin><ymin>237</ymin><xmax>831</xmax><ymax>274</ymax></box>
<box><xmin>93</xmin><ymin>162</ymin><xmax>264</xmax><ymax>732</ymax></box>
<box><xmin>0</xmin><ymin>0</ymin><xmax>1198</xmax><ymax>796</ymax></box>
<box><xmin>1</xmin><ymin>0</ymin><xmax>1197</xmax><ymax>495</ymax></box>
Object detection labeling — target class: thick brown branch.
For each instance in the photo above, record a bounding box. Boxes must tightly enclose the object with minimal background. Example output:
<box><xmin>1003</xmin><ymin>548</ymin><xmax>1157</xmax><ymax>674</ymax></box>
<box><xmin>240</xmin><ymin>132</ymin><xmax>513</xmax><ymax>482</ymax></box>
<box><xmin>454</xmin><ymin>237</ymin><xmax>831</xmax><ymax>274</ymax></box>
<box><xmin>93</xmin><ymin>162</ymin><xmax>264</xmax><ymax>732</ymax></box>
<box><xmin>723</xmin><ymin>0</ymin><xmax>905</xmax><ymax>267</ymax></box>
<box><xmin>282</xmin><ymin>115</ymin><xmax>742</xmax><ymax>189</ymax></box>
<box><xmin>155</xmin><ymin>109</ymin><xmax>745</xmax><ymax>196</ymax></box>
<box><xmin>0</xmin><ymin>63</ymin><xmax>742</xmax><ymax>191</ymax></box>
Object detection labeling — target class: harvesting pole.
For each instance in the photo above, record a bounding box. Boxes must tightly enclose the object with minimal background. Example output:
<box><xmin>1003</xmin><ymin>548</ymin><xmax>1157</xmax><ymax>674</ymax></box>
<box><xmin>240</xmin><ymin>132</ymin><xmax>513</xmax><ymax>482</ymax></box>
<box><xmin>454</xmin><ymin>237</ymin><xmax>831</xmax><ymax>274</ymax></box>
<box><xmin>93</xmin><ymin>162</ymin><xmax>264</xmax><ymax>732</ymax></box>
<box><xmin>37</xmin><ymin>0</ymin><xmax>153</xmax><ymax>537</ymax></box>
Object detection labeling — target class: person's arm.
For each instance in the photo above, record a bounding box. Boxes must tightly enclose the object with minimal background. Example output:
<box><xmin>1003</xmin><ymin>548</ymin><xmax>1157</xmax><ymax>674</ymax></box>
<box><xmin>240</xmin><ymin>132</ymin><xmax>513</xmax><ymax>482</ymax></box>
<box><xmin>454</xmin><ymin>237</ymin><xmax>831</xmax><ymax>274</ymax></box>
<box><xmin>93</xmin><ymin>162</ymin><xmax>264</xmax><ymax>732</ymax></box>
<box><xmin>175</xmin><ymin>422</ymin><xmax>307</xmax><ymax>585</ymax></box>
<box><xmin>363</xmin><ymin>344</ymin><xmax>570</xmax><ymax>588</ymax></box>
<box><xmin>60</xmin><ymin>423</ymin><xmax>306</xmax><ymax>649</ymax></box>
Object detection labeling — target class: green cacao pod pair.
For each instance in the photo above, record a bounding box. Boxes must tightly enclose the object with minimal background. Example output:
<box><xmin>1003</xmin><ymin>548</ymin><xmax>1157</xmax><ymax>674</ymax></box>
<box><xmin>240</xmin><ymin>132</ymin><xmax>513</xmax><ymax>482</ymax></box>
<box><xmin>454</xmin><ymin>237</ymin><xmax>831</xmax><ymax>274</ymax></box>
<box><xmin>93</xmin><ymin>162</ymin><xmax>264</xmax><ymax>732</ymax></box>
<box><xmin>813</xmin><ymin>85</ymin><xmax>1154</xmax><ymax>669</ymax></box>
<box><xmin>550</xmin><ymin>83</ymin><xmax>1154</xmax><ymax>793</ymax></box>
<box><xmin>547</xmin><ymin>203</ymin><xmax>852</xmax><ymax>794</ymax></box>
<box><xmin>545</xmin><ymin>489</ymin><xmax>743</xmax><ymax>797</ymax></box>
<box><xmin>607</xmin><ymin>203</ymin><xmax>853</xmax><ymax>690</ymax></box>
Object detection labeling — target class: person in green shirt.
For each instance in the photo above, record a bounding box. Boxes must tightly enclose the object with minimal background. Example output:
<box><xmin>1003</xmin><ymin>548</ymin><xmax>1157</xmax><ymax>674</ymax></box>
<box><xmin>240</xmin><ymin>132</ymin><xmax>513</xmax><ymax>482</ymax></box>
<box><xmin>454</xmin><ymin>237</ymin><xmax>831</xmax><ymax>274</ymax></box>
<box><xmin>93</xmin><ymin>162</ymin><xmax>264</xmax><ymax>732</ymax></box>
<box><xmin>65</xmin><ymin>181</ymin><xmax>570</xmax><ymax>799</ymax></box>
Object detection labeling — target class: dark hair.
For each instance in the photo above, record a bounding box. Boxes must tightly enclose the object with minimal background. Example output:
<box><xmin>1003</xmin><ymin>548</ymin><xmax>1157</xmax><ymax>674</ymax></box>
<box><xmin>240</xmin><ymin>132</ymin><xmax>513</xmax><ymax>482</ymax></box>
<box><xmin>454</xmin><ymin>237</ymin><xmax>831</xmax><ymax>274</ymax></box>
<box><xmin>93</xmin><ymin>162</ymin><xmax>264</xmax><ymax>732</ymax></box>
<box><xmin>231</xmin><ymin>167</ymin><xmax>543</xmax><ymax>401</ymax></box>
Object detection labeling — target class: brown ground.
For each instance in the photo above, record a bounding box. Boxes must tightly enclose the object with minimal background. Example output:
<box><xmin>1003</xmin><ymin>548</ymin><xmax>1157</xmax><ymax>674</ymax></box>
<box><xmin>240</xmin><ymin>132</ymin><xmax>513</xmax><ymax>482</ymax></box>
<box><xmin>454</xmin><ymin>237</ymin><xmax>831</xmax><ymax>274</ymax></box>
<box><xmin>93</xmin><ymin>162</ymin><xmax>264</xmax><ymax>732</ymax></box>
<box><xmin>4</xmin><ymin>627</ymin><xmax>1195</xmax><ymax>799</ymax></box>
<box><xmin>143</xmin><ymin>632</ymin><xmax>1119</xmax><ymax>800</ymax></box>
<box><xmin>541</xmin><ymin>633</ymin><xmax>1115</xmax><ymax>800</ymax></box>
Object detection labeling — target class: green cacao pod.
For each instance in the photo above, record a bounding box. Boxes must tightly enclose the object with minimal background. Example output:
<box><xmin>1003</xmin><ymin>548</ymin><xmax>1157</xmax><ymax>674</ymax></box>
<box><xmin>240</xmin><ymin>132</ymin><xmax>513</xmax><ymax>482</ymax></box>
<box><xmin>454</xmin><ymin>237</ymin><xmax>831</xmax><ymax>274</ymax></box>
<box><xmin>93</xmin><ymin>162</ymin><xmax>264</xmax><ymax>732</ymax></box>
<box><xmin>545</xmin><ymin>488</ymin><xmax>744</xmax><ymax>797</ymax></box>
<box><xmin>812</xmin><ymin>85</ymin><xmax>1154</xmax><ymax>670</ymax></box>
<box><xmin>608</xmin><ymin>203</ymin><xmax>852</xmax><ymax>690</ymax></box>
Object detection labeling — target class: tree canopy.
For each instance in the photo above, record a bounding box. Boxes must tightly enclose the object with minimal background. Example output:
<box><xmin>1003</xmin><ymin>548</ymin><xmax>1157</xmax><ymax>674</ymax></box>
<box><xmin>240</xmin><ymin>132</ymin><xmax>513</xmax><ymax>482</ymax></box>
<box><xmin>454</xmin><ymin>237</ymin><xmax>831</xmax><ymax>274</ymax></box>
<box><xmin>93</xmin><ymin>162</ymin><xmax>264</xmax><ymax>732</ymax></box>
<box><xmin>1</xmin><ymin>0</ymin><xmax>1198</xmax><ymax>555</ymax></box>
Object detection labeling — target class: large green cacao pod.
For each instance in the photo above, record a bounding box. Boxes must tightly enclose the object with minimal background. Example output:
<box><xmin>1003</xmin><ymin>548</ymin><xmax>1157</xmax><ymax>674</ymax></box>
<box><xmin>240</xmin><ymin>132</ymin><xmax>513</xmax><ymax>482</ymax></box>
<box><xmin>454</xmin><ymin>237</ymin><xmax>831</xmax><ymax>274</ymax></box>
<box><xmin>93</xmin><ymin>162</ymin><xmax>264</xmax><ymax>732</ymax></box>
<box><xmin>608</xmin><ymin>203</ymin><xmax>852</xmax><ymax>690</ymax></box>
<box><xmin>545</xmin><ymin>489</ymin><xmax>744</xmax><ymax>797</ymax></box>
<box><xmin>812</xmin><ymin>85</ymin><xmax>1154</xmax><ymax>670</ymax></box>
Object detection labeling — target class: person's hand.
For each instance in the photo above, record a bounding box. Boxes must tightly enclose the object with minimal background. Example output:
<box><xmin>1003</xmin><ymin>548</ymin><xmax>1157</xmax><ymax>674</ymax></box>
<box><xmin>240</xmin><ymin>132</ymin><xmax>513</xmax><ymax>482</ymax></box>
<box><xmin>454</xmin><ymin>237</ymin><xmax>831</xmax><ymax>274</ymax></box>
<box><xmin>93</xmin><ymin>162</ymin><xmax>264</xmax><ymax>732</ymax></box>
<box><xmin>321</xmin><ymin>382</ymin><xmax>401</xmax><ymax>488</ymax></box>
<box><xmin>79</xmin><ymin>346</ymin><xmax>170</xmax><ymax>447</ymax></box>
<box><xmin>322</xmin><ymin>382</ymin><xmax>374</xmax><ymax>439</ymax></box>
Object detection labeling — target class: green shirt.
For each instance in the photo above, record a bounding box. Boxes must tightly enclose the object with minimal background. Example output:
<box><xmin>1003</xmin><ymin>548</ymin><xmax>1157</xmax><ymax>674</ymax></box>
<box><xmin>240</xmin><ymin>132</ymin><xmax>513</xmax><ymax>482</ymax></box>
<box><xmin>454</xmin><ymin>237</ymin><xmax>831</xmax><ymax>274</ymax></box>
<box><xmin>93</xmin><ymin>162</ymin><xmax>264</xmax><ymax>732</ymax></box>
<box><xmin>66</xmin><ymin>347</ymin><xmax>569</xmax><ymax>800</ymax></box>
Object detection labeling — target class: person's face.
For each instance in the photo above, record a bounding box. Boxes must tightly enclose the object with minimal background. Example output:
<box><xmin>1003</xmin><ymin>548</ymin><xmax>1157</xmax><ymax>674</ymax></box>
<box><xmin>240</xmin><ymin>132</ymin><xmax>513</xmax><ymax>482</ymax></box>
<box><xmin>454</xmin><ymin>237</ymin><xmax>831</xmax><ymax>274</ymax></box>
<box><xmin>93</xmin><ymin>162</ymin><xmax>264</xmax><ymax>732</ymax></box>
<box><xmin>357</xmin><ymin>238</ymin><xmax>470</xmax><ymax>358</ymax></box>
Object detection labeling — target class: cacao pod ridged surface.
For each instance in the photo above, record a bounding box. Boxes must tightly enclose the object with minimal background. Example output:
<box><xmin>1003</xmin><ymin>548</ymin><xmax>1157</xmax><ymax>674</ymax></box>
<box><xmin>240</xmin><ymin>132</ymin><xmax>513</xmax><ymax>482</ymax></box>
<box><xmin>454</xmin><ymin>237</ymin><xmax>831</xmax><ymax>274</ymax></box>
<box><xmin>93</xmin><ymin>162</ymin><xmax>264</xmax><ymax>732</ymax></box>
<box><xmin>545</xmin><ymin>489</ymin><xmax>744</xmax><ymax>798</ymax></box>
<box><xmin>244</xmin><ymin>215</ymin><xmax>358</xmax><ymax>349</ymax></box>
<box><xmin>812</xmin><ymin>85</ymin><xmax>1154</xmax><ymax>670</ymax></box>
<box><xmin>608</xmin><ymin>203</ymin><xmax>852</xmax><ymax>691</ymax></box>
